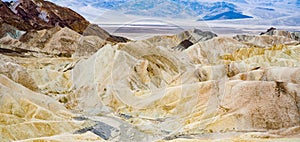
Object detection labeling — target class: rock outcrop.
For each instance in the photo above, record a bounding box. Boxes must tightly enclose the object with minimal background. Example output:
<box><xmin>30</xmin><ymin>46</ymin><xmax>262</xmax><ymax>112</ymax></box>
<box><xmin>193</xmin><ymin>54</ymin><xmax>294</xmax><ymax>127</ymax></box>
<box><xmin>0</xmin><ymin>23</ymin><xmax>25</xmax><ymax>39</ymax></box>
<box><xmin>0</xmin><ymin>0</ymin><xmax>130</xmax><ymax>58</ymax></box>
<box><xmin>0</xmin><ymin>27</ymin><xmax>108</xmax><ymax>57</ymax></box>
<box><xmin>68</xmin><ymin>34</ymin><xmax>300</xmax><ymax>141</ymax></box>
<box><xmin>259</xmin><ymin>27</ymin><xmax>300</xmax><ymax>41</ymax></box>
<box><xmin>1</xmin><ymin>1</ymin><xmax>300</xmax><ymax>141</ymax></box>
<box><xmin>0</xmin><ymin>74</ymin><xmax>84</xmax><ymax>141</ymax></box>
<box><xmin>234</xmin><ymin>28</ymin><xmax>300</xmax><ymax>48</ymax></box>
<box><xmin>233</xmin><ymin>34</ymin><xmax>299</xmax><ymax>48</ymax></box>
<box><xmin>0</xmin><ymin>0</ymin><xmax>128</xmax><ymax>43</ymax></box>
<box><xmin>2</xmin><ymin>27</ymin><xmax>300</xmax><ymax>141</ymax></box>
<box><xmin>20</xmin><ymin>26</ymin><xmax>109</xmax><ymax>57</ymax></box>
<box><xmin>264</xmin><ymin>30</ymin><xmax>300</xmax><ymax>42</ymax></box>
<box><xmin>173</xmin><ymin>29</ymin><xmax>217</xmax><ymax>50</ymax></box>
<box><xmin>0</xmin><ymin>0</ymin><xmax>88</xmax><ymax>33</ymax></box>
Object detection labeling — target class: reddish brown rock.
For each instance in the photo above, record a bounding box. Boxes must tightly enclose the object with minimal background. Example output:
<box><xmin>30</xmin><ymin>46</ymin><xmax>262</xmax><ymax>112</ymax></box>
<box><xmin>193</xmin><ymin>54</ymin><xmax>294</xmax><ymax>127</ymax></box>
<box><xmin>0</xmin><ymin>0</ymin><xmax>88</xmax><ymax>33</ymax></box>
<box><xmin>0</xmin><ymin>0</ymin><xmax>128</xmax><ymax>42</ymax></box>
<box><xmin>0</xmin><ymin>1</ymin><xmax>32</xmax><ymax>31</ymax></box>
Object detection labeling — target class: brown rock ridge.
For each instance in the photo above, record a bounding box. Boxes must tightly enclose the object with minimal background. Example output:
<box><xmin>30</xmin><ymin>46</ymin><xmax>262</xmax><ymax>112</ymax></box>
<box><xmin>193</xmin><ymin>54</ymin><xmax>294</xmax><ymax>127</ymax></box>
<box><xmin>0</xmin><ymin>0</ymin><xmax>128</xmax><ymax>42</ymax></box>
<box><xmin>0</xmin><ymin>26</ymin><xmax>113</xmax><ymax>57</ymax></box>
<box><xmin>0</xmin><ymin>0</ymin><xmax>130</xmax><ymax>57</ymax></box>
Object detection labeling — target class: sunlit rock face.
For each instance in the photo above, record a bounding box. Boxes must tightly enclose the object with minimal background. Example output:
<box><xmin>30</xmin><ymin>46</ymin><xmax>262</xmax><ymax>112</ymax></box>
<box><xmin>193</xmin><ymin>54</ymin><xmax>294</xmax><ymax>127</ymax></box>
<box><xmin>1</xmin><ymin>25</ymin><xmax>300</xmax><ymax>141</ymax></box>
<box><xmin>0</xmin><ymin>26</ymin><xmax>112</xmax><ymax>58</ymax></box>
<box><xmin>0</xmin><ymin>74</ymin><xmax>84</xmax><ymax>141</ymax></box>
<box><xmin>69</xmin><ymin>30</ymin><xmax>300</xmax><ymax>141</ymax></box>
<box><xmin>1</xmin><ymin>1</ymin><xmax>300</xmax><ymax>141</ymax></box>
<box><xmin>20</xmin><ymin>26</ymin><xmax>109</xmax><ymax>57</ymax></box>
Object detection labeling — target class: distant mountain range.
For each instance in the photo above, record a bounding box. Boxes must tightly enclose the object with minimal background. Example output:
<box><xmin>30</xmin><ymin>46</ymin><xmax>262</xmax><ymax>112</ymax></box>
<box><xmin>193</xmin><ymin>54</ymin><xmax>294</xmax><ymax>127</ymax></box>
<box><xmin>46</xmin><ymin>0</ymin><xmax>300</xmax><ymax>25</ymax></box>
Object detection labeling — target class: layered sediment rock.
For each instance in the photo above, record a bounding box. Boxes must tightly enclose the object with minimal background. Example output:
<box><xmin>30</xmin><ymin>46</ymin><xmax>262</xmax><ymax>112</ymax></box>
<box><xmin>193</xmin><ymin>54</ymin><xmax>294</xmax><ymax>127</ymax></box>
<box><xmin>0</xmin><ymin>26</ymin><xmax>114</xmax><ymax>58</ymax></box>
<box><xmin>0</xmin><ymin>0</ymin><xmax>89</xmax><ymax>34</ymax></box>
<box><xmin>1</xmin><ymin>26</ymin><xmax>300</xmax><ymax>141</ymax></box>
<box><xmin>69</xmin><ymin>36</ymin><xmax>300</xmax><ymax>140</ymax></box>
<box><xmin>0</xmin><ymin>23</ymin><xmax>25</xmax><ymax>39</ymax></box>
<box><xmin>260</xmin><ymin>28</ymin><xmax>300</xmax><ymax>42</ymax></box>
<box><xmin>0</xmin><ymin>0</ymin><xmax>128</xmax><ymax>43</ymax></box>
<box><xmin>20</xmin><ymin>26</ymin><xmax>109</xmax><ymax>57</ymax></box>
<box><xmin>0</xmin><ymin>74</ymin><xmax>84</xmax><ymax>141</ymax></box>
<box><xmin>1</xmin><ymin>1</ymin><xmax>300</xmax><ymax>141</ymax></box>
<box><xmin>0</xmin><ymin>0</ymin><xmax>129</xmax><ymax>58</ymax></box>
